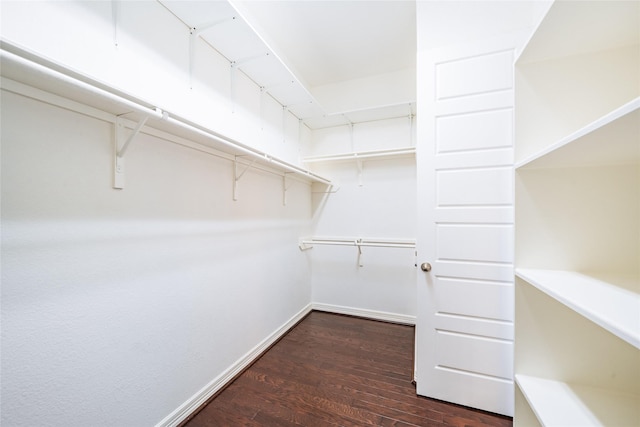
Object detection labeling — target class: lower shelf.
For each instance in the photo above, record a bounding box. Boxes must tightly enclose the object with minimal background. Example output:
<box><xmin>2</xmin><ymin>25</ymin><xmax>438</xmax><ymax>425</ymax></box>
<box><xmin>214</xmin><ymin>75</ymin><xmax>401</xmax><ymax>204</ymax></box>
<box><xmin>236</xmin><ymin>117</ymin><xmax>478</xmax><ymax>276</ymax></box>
<box><xmin>515</xmin><ymin>269</ymin><xmax>640</xmax><ymax>349</ymax></box>
<box><xmin>515</xmin><ymin>374</ymin><xmax>640</xmax><ymax>426</ymax></box>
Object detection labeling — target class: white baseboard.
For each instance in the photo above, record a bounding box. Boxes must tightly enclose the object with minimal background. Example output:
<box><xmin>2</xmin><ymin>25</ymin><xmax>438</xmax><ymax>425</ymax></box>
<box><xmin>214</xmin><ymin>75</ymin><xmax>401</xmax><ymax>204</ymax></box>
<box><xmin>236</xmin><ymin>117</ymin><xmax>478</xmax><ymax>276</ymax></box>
<box><xmin>311</xmin><ymin>302</ymin><xmax>416</xmax><ymax>325</ymax></box>
<box><xmin>156</xmin><ymin>302</ymin><xmax>414</xmax><ymax>426</ymax></box>
<box><xmin>155</xmin><ymin>303</ymin><xmax>312</xmax><ymax>427</ymax></box>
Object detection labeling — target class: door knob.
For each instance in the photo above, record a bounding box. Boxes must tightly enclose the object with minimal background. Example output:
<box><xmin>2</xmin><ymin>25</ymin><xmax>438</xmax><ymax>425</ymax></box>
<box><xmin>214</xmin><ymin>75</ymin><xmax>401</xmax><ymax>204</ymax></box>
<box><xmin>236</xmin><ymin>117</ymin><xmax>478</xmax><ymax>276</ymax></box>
<box><xmin>420</xmin><ymin>262</ymin><xmax>432</xmax><ymax>272</ymax></box>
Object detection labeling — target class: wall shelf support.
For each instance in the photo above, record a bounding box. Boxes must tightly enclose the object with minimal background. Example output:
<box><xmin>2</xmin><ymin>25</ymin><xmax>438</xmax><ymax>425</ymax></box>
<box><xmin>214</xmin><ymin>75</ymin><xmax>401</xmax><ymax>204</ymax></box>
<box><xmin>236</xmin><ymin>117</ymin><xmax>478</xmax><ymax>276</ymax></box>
<box><xmin>355</xmin><ymin>156</ymin><xmax>363</xmax><ymax>187</ymax></box>
<box><xmin>409</xmin><ymin>112</ymin><xmax>415</xmax><ymax>147</ymax></box>
<box><xmin>282</xmin><ymin>105</ymin><xmax>287</xmax><ymax>143</ymax></box>
<box><xmin>233</xmin><ymin>155</ymin><xmax>257</xmax><ymax>201</ymax></box>
<box><xmin>111</xmin><ymin>0</ymin><xmax>120</xmax><ymax>47</ymax></box>
<box><xmin>0</xmin><ymin>40</ymin><xmax>332</xmax><ymax>195</ymax></box>
<box><xmin>260</xmin><ymin>86</ymin><xmax>266</xmax><ymax>130</ymax></box>
<box><xmin>356</xmin><ymin>239</ymin><xmax>364</xmax><ymax>267</ymax></box>
<box><xmin>349</xmin><ymin>121</ymin><xmax>355</xmax><ymax>151</ymax></box>
<box><xmin>282</xmin><ymin>172</ymin><xmax>294</xmax><ymax>206</ymax></box>
<box><xmin>113</xmin><ymin>113</ymin><xmax>152</xmax><ymax>189</ymax></box>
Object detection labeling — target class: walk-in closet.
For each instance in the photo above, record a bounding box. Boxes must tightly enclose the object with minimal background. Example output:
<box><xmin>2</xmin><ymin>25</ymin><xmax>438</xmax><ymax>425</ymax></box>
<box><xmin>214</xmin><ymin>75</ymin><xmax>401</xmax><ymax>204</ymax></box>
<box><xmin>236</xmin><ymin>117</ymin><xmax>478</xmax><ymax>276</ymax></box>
<box><xmin>1</xmin><ymin>1</ymin><xmax>637</xmax><ymax>426</ymax></box>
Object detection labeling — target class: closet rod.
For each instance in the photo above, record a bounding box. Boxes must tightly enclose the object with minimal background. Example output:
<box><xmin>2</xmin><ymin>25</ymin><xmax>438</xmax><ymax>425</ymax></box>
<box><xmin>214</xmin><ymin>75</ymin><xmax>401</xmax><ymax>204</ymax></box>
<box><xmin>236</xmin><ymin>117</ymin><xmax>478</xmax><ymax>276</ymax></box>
<box><xmin>0</xmin><ymin>41</ymin><xmax>332</xmax><ymax>187</ymax></box>
<box><xmin>300</xmin><ymin>238</ymin><xmax>416</xmax><ymax>249</ymax></box>
<box><xmin>163</xmin><ymin>115</ymin><xmax>332</xmax><ymax>185</ymax></box>
<box><xmin>0</xmin><ymin>46</ymin><xmax>164</xmax><ymax>121</ymax></box>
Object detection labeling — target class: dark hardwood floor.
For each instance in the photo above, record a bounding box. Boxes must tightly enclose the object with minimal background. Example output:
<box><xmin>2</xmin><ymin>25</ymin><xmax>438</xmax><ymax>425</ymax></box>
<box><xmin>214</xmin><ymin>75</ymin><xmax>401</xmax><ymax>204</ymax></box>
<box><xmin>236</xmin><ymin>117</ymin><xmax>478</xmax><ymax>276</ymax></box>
<box><xmin>182</xmin><ymin>311</ymin><xmax>513</xmax><ymax>427</ymax></box>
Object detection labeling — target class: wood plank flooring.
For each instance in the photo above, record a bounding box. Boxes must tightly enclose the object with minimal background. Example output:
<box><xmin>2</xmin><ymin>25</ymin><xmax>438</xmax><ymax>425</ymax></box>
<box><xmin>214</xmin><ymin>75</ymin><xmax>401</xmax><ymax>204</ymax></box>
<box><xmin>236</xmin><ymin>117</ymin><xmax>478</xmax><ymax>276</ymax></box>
<box><xmin>181</xmin><ymin>311</ymin><xmax>513</xmax><ymax>427</ymax></box>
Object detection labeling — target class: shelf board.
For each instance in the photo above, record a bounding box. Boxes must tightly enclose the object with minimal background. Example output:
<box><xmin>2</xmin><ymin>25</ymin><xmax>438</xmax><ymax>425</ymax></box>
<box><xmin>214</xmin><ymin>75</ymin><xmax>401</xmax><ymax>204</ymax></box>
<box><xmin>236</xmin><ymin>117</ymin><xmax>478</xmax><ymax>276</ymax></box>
<box><xmin>515</xmin><ymin>375</ymin><xmax>640</xmax><ymax>426</ymax></box>
<box><xmin>302</xmin><ymin>101</ymin><xmax>416</xmax><ymax>130</ymax></box>
<box><xmin>516</xmin><ymin>269</ymin><xmax>640</xmax><ymax>349</ymax></box>
<box><xmin>0</xmin><ymin>41</ymin><xmax>332</xmax><ymax>186</ymax></box>
<box><xmin>303</xmin><ymin>147</ymin><xmax>416</xmax><ymax>164</ymax></box>
<box><xmin>161</xmin><ymin>0</ymin><xmax>324</xmax><ymax>119</ymax></box>
<box><xmin>515</xmin><ymin>98</ymin><xmax>640</xmax><ymax>170</ymax></box>
<box><xmin>516</xmin><ymin>0</ymin><xmax>639</xmax><ymax>65</ymax></box>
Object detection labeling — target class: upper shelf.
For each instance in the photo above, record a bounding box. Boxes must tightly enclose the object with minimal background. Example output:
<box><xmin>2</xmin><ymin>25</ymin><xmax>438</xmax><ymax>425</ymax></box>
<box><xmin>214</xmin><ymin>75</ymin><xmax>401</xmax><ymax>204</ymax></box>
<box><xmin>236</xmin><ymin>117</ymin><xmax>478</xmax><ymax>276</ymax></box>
<box><xmin>303</xmin><ymin>147</ymin><xmax>416</xmax><ymax>164</ymax></box>
<box><xmin>0</xmin><ymin>40</ymin><xmax>332</xmax><ymax>186</ymax></box>
<box><xmin>303</xmin><ymin>102</ymin><xmax>416</xmax><ymax>130</ymax></box>
<box><xmin>516</xmin><ymin>0</ymin><xmax>640</xmax><ymax>64</ymax></box>
<box><xmin>516</xmin><ymin>98</ymin><xmax>640</xmax><ymax>170</ymax></box>
<box><xmin>516</xmin><ymin>268</ymin><xmax>640</xmax><ymax>349</ymax></box>
<box><xmin>159</xmin><ymin>0</ymin><xmax>325</xmax><ymax>122</ymax></box>
<box><xmin>158</xmin><ymin>0</ymin><xmax>416</xmax><ymax>130</ymax></box>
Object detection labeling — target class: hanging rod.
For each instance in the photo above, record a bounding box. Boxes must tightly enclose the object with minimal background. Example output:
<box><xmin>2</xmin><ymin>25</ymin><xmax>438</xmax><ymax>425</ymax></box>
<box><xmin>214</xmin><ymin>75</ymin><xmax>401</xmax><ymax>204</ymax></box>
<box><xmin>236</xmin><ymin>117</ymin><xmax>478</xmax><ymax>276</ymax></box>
<box><xmin>0</xmin><ymin>44</ymin><xmax>164</xmax><ymax>121</ymax></box>
<box><xmin>299</xmin><ymin>237</ymin><xmax>416</xmax><ymax>251</ymax></box>
<box><xmin>162</xmin><ymin>115</ymin><xmax>332</xmax><ymax>185</ymax></box>
<box><xmin>0</xmin><ymin>40</ymin><xmax>332</xmax><ymax>188</ymax></box>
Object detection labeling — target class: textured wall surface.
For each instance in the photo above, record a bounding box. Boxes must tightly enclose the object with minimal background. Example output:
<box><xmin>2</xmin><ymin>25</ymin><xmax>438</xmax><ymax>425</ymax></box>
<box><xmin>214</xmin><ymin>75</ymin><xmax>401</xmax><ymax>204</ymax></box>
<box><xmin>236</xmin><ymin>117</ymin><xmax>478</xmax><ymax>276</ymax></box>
<box><xmin>1</xmin><ymin>1</ymin><xmax>313</xmax><ymax>425</ymax></box>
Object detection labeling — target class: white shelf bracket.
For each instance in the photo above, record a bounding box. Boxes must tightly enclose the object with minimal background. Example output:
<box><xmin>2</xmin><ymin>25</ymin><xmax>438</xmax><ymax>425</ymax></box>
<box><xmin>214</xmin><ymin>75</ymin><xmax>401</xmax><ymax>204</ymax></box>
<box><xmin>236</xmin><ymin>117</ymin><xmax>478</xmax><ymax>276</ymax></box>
<box><xmin>117</xmin><ymin>114</ymin><xmax>149</xmax><ymax>158</ymax></box>
<box><xmin>111</xmin><ymin>0</ymin><xmax>119</xmax><ymax>47</ymax></box>
<box><xmin>409</xmin><ymin>112</ymin><xmax>415</xmax><ymax>147</ymax></box>
<box><xmin>188</xmin><ymin>29</ymin><xmax>198</xmax><ymax>89</ymax></box>
<box><xmin>230</xmin><ymin>61</ymin><xmax>237</xmax><ymax>113</ymax></box>
<box><xmin>349</xmin><ymin>121</ymin><xmax>355</xmax><ymax>152</ymax></box>
<box><xmin>113</xmin><ymin>113</ymin><xmax>151</xmax><ymax>189</ymax></box>
<box><xmin>355</xmin><ymin>156</ymin><xmax>363</xmax><ymax>187</ymax></box>
<box><xmin>356</xmin><ymin>239</ymin><xmax>363</xmax><ymax>267</ymax></box>
<box><xmin>233</xmin><ymin>155</ymin><xmax>256</xmax><ymax>201</ymax></box>
<box><xmin>282</xmin><ymin>105</ymin><xmax>287</xmax><ymax>143</ymax></box>
<box><xmin>260</xmin><ymin>86</ymin><xmax>266</xmax><ymax>130</ymax></box>
<box><xmin>282</xmin><ymin>172</ymin><xmax>294</xmax><ymax>206</ymax></box>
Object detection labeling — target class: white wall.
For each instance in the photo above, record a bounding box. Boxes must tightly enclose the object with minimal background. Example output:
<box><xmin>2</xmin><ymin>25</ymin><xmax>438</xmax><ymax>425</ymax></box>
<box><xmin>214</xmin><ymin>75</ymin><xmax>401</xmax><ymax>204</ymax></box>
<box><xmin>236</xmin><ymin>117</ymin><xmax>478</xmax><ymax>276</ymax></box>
<box><xmin>305</xmin><ymin>118</ymin><xmax>417</xmax><ymax>321</ymax></box>
<box><xmin>1</xmin><ymin>1</ymin><xmax>313</xmax><ymax>426</ymax></box>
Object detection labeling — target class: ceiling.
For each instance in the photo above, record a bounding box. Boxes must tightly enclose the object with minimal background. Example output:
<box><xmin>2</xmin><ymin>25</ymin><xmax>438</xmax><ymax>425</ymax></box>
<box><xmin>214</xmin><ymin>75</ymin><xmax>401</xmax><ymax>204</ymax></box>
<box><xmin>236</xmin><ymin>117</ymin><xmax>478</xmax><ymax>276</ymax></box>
<box><xmin>233</xmin><ymin>0</ymin><xmax>417</xmax><ymax>89</ymax></box>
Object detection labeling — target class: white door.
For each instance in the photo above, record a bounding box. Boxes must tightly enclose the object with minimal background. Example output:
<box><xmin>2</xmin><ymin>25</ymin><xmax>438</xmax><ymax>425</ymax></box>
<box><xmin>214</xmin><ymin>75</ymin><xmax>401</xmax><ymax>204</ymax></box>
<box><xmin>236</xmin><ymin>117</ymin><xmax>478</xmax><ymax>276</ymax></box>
<box><xmin>415</xmin><ymin>35</ymin><xmax>523</xmax><ymax>416</ymax></box>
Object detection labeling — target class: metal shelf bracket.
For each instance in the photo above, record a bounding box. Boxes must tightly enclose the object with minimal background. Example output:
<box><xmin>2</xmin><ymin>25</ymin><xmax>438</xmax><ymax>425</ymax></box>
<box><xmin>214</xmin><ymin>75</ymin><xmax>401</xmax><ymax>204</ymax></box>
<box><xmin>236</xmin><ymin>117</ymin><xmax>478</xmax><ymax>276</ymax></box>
<box><xmin>356</xmin><ymin>238</ymin><xmax>364</xmax><ymax>267</ymax></box>
<box><xmin>113</xmin><ymin>113</ymin><xmax>155</xmax><ymax>189</ymax></box>
<box><xmin>111</xmin><ymin>0</ymin><xmax>119</xmax><ymax>46</ymax></box>
<box><xmin>233</xmin><ymin>155</ymin><xmax>257</xmax><ymax>201</ymax></box>
<box><xmin>282</xmin><ymin>172</ymin><xmax>294</xmax><ymax>206</ymax></box>
<box><xmin>355</xmin><ymin>156</ymin><xmax>363</xmax><ymax>187</ymax></box>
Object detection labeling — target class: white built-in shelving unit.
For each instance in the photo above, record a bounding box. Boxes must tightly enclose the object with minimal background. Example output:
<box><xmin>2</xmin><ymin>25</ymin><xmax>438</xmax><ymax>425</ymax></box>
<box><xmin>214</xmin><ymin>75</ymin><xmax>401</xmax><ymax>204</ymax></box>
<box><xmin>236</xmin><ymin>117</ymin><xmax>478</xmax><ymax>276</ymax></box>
<box><xmin>301</xmin><ymin>102</ymin><xmax>416</xmax><ymax>185</ymax></box>
<box><xmin>2</xmin><ymin>1</ymin><xmax>419</xmax><ymax>197</ymax></box>
<box><xmin>514</xmin><ymin>1</ymin><xmax>639</xmax><ymax>426</ymax></box>
<box><xmin>0</xmin><ymin>32</ymin><xmax>333</xmax><ymax>197</ymax></box>
<box><xmin>303</xmin><ymin>147</ymin><xmax>416</xmax><ymax>185</ymax></box>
